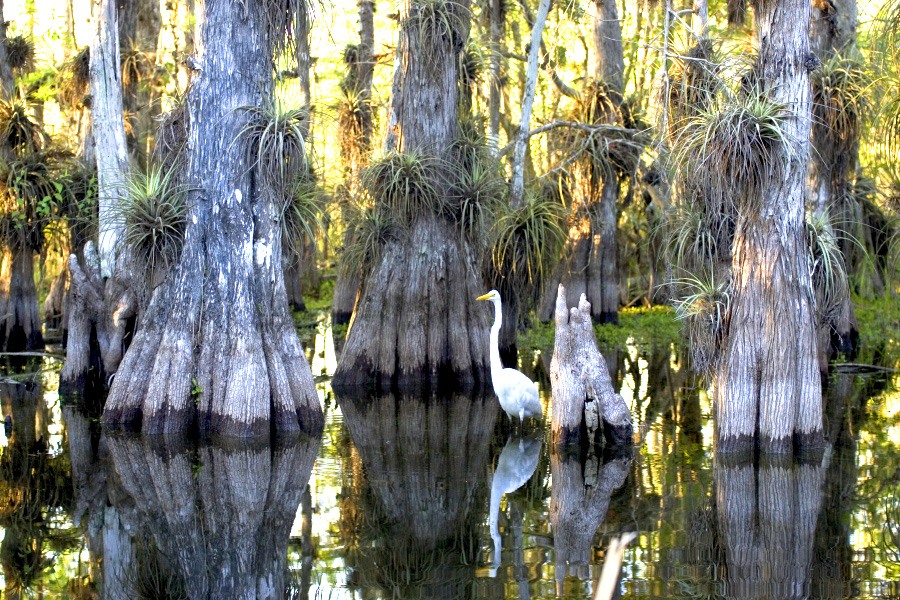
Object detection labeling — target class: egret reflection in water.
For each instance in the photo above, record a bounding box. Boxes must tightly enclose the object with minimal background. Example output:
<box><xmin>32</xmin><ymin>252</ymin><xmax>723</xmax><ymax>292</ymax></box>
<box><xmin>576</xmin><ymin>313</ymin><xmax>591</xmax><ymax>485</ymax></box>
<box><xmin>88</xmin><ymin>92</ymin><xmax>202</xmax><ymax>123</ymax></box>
<box><xmin>488</xmin><ymin>433</ymin><xmax>542</xmax><ymax>577</ymax></box>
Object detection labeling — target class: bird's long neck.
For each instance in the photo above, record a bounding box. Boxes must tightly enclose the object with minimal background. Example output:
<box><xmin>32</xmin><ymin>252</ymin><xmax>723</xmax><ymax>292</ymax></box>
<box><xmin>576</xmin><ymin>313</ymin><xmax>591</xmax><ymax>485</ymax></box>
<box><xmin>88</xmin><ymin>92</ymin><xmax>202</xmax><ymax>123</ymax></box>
<box><xmin>489</xmin><ymin>299</ymin><xmax>503</xmax><ymax>378</ymax></box>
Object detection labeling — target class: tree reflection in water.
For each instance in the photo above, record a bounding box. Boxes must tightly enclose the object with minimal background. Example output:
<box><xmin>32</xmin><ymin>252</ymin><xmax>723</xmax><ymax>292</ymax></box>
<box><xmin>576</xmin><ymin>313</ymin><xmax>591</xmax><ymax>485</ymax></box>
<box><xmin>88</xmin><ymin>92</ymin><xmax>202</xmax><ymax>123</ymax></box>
<box><xmin>0</xmin><ymin>381</ymin><xmax>76</xmax><ymax>600</ymax></box>
<box><xmin>336</xmin><ymin>391</ymin><xmax>498</xmax><ymax>599</ymax></box>
<box><xmin>62</xmin><ymin>428</ymin><xmax>321</xmax><ymax>600</ymax></box>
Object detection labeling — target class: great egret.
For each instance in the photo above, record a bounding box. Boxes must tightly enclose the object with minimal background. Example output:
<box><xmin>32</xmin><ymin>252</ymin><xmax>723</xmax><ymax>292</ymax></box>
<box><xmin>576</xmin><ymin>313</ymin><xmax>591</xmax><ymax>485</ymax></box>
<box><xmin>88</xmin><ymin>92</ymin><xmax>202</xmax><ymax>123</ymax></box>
<box><xmin>476</xmin><ymin>290</ymin><xmax>542</xmax><ymax>424</ymax></box>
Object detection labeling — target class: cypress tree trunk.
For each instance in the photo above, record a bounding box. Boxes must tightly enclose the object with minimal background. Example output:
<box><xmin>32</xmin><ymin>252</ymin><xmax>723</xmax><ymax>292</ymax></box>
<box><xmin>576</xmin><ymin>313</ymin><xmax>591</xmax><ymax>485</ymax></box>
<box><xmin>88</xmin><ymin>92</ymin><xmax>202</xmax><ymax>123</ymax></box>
<box><xmin>61</xmin><ymin>0</ymin><xmax>136</xmax><ymax>397</ymax></box>
<box><xmin>0</xmin><ymin>245</ymin><xmax>43</xmax><ymax>351</ymax></box>
<box><xmin>715</xmin><ymin>0</ymin><xmax>823</xmax><ymax>454</ymax></box>
<box><xmin>545</xmin><ymin>0</ymin><xmax>624</xmax><ymax>325</ymax></box>
<box><xmin>332</xmin><ymin>0</ymin><xmax>491</xmax><ymax>391</ymax></box>
<box><xmin>102</xmin><ymin>0</ymin><xmax>323</xmax><ymax>435</ymax></box>
<box><xmin>809</xmin><ymin>0</ymin><xmax>859</xmax><ymax>366</ymax></box>
<box><xmin>332</xmin><ymin>0</ymin><xmax>375</xmax><ymax>326</ymax></box>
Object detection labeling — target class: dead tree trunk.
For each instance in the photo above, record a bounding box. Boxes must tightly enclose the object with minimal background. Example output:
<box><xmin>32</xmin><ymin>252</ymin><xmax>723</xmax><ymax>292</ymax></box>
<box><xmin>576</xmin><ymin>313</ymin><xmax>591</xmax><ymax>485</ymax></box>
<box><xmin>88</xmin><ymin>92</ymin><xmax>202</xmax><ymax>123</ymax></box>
<box><xmin>102</xmin><ymin>0</ymin><xmax>324</xmax><ymax>435</ymax></box>
<box><xmin>332</xmin><ymin>0</ymin><xmax>491</xmax><ymax>392</ymax></box>
<box><xmin>550</xmin><ymin>284</ymin><xmax>632</xmax><ymax>447</ymax></box>
<box><xmin>0</xmin><ymin>245</ymin><xmax>43</xmax><ymax>351</ymax></box>
<box><xmin>715</xmin><ymin>0</ymin><xmax>823</xmax><ymax>454</ymax></box>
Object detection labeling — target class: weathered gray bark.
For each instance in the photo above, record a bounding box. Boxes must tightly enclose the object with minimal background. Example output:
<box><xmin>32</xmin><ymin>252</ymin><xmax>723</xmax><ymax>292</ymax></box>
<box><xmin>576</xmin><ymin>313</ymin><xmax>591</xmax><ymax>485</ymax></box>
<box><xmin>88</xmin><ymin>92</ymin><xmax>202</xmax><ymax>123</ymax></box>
<box><xmin>91</xmin><ymin>0</ymin><xmax>130</xmax><ymax>277</ymax></box>
<box><xmin>715</xmin><ymin>0</ymin><xmax>823</xmax><ymax>454</ymax></box>
<box><xmin>487</xmin><ymin>0</ymin><xmax>503</xmax><ymax>153</ymax></box>
<box><xmin>332</xmin><ymin>0</ymin><xmax>491</xmax><ymax>391</ymax></box>
<box><xmin>549</xmin><ymin>444</ymin><xmax>630</xmax><ymax>583</ymax></box>
<box><xmin>60</xmin><ymin>0</ymin><xmax>138</xmax><ymax>398</ymax></box>
<box><xmin>60</xmin><ymin>244</ymin><xmax>135</xmax><ymax>398</ymax></box>
<box><xmin>0</xmin><ymin>245</ymin><xmax>43</xmax><ymax>351</ymax></box>
<box><xmin>716</xmin><ymin>457</ymin><xmax>825</xmax><ymax>598</ymax></box>
<box><xmin>550</xmin><ymin>284</ymin><xmax>632</xmax><ymax>446</ymax></box>
<box><xmin>102</xmin><ymin>0</ymin><xmax>323</xmax><ymax>435</ymax></box>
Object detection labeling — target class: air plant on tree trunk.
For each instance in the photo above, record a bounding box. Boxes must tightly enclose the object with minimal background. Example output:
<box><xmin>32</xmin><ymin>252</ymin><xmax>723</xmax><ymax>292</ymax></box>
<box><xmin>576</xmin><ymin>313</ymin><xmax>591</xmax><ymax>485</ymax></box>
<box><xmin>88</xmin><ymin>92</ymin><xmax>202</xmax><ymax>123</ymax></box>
<box><xmin>114</xmin><ymin>163</ymin><xmax>190</xmax><ymax>287</ymax></box>
<box><xmin>238</xmin><ymin>94</ymin><xmax>309</xmax><ymax>196</ymax></box>
<box><xmin>673</xmin><ymin>273</ymin><xmax>731</xmax><ymax>376</ymax></box>
<box><xmin>673</xmin><ymin>84</ymin><xmax>795</xmax><ymax>207</ymax></box>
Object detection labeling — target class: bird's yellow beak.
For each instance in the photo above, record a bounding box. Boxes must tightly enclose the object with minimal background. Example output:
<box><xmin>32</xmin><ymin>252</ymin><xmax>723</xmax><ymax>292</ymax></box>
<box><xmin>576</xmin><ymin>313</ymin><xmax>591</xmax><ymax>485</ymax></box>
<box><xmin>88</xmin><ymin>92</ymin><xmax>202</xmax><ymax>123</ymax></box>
<box><xmin>476</xmin><ymin>292</ymin><xmax>492</xmax><ymax>301</ymax></box>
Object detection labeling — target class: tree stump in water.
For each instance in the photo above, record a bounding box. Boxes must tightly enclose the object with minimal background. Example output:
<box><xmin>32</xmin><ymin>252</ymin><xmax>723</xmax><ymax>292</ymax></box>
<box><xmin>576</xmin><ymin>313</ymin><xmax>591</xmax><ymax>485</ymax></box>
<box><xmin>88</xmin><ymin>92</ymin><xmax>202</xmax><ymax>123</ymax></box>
<box><xmin>550</xmin><ymin>284</ymin><xmax>632</xmax><ymax>447</ymax></box>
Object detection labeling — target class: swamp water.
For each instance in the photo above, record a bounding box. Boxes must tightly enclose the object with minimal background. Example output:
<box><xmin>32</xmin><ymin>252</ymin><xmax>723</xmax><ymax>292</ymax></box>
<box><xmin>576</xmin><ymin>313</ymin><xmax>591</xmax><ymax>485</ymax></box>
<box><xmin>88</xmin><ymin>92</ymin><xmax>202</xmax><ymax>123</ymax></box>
<box><xmin>0</xmin><ymin>319</ymin><xmax>898</xmax><ymax>599</ymax></box>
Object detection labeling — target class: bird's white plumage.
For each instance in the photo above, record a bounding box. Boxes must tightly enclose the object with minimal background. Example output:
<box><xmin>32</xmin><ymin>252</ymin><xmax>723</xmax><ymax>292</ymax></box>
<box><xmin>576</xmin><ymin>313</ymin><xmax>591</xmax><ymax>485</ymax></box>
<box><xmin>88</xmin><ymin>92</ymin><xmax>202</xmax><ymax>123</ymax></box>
<box><xmin>476</xmin><ymin>290</ymin><xmax>543</xmax><ymax>423</ymax></box>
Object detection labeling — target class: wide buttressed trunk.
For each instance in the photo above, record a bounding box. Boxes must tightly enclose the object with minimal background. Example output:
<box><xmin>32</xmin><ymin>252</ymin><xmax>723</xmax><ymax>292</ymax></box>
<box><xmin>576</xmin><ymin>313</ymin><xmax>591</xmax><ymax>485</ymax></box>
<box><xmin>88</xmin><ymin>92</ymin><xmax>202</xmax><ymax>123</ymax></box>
<box><xmin>332</xmin><ymin>0</ymin><xmax>491</xmax><ymax>392</ymax></box>
<box><xmin>0</xmin><ymin>245</ymin><xmax>43</xmax><ymax>351</ymax></box>
<box><xmin>103</xmin><ymin>0</ymin><xmax>323</xmax><ymax>436</ymax></box>
<box><xmin>715</xmin><ymin>0</ymin><xmax>823</xmax><ymax>454</ymax></box>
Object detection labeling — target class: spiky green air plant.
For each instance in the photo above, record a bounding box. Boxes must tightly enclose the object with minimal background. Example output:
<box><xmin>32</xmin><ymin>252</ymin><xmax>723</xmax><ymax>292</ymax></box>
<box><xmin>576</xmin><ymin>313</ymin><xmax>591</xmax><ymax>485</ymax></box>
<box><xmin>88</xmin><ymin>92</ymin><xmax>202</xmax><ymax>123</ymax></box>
<box><xmin>805</xmin><ymin>210</ymin><xmax>850</xmax><ymax>324</ymax></box>
<box><xmin>673</xmin><ymin>85</ymin><xmax>794</xmax><ymax>207</ymax></box>
<box><xmin>445</xmin><ymin>151</ymin><xmax>504</xmax><ymax>246</ymax></box>
<box><xmin>490</xmin><ymin>191</ymin><xmax>566</xmax><ymax>301</ymax></box>
<box><xmin>120</xmin><ymin>38</ymin><xmax>153</xmax><ymax>91</ymax></box>
<box><xmin>0</xmin><ymin>100</ymin><xmax>45</xmax><ymax>157</ymax></box>
<box><xmin>5</xmin><ymin>34</ymin><xmax>32</xmax><ymax>70</ymax></box>
<box><xmin>0</xmin><ymin>152</ymin><xmax>60</xmax><ymax>251</ymax></box>
<box><xmin>811</xmin><ymin>51</ymin><xmax>869</xmax><ymax>161</ymax></box>
<box><xmin>565</xmin><ymin>82</ymin><xmax>647</xmax><ymax>181</ymax></box>
<box><xmin>336</xmin><ymin>86</ymin><xmax>373</xmax><ymax>164</ymax></box>
<box><xmin>361</xmin><ymin>150</ymin><xmax>441</xmax><ymax>226</ymax></box>
<box><xmin>281</xmin><ymin>170</ymin><xmax>328</xmax><ymax>260</ymax></box>
<box><xmin>673</xmin><ymin>273</ymin><xmax>731</xmax><ymax>376</ymax></box>
<box><xmin>116</xmin><ymin>164</ymin><xmax>189</xmax><ymax>276</ymax></box>
<box><xmin>401</xmin><ymin>0</ymin><xmax>468</xmax><ymax>78</ymax></box>
<box><xmin>666</xmin><ymin>203</ymin><xmax>723</xmax><ymax>276</ymax></box>
<box><xmin>340</xmin><ymin>203</ymin><xmax>402</xmax><ymax>275</ymax></box>
<box><xmin>664</xmin><ymin>38</ymin><xmax>724</xmax><ymax>129</ymax></box>
<box><xmin>458</xmin><ymin>38</ymin><xmax>486</xmax><ymax>112</ymax></box>
<box><xmin>55</xmin><ymin>47</ymin><xmax>90</xmax><ymax>111</ymax></box>
<box><xmin>238</xmin><ymin>95</ymin><xmax>308</xmax><ymax>197</ymax></box>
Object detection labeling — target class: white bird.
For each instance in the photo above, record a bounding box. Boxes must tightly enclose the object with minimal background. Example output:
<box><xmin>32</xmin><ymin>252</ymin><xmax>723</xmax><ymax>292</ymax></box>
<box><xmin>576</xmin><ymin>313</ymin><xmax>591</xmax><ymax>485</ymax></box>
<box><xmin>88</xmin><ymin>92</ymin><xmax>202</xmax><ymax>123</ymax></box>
<box><xmin>476</xmin><ymin>290</ymin><xmax>543</xmax><ymax>424</ymax></box>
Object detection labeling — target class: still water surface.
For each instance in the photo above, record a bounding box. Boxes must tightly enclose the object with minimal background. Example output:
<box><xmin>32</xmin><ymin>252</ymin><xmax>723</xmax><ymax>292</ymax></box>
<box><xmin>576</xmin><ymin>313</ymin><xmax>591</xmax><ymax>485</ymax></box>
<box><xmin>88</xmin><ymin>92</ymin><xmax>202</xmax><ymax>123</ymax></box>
<box><xmin>0</xmin><ymin>319</ymin><xmax>898</xmax><ymax>599</ymax></box>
